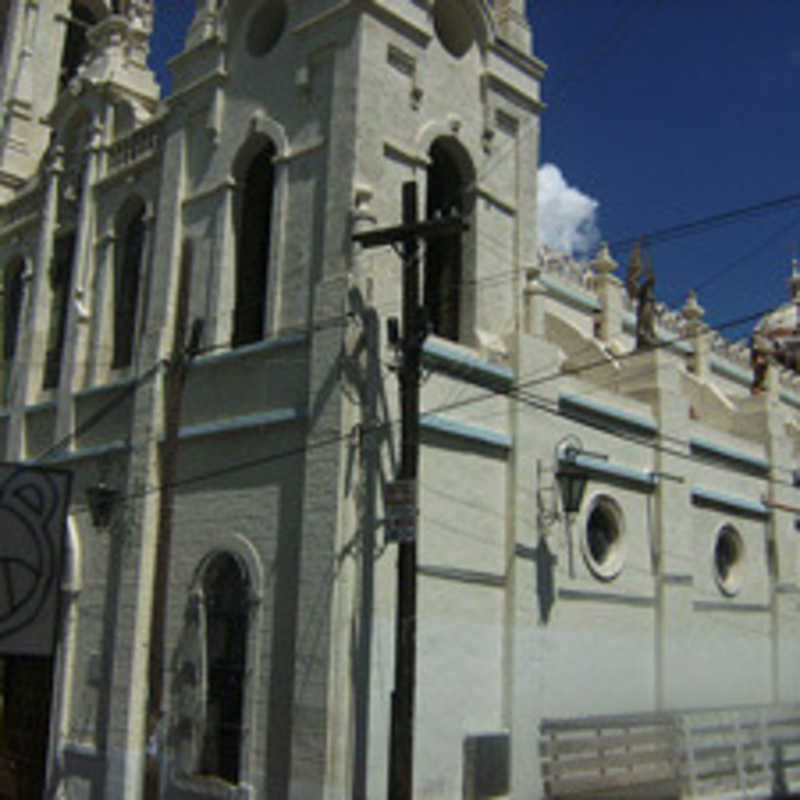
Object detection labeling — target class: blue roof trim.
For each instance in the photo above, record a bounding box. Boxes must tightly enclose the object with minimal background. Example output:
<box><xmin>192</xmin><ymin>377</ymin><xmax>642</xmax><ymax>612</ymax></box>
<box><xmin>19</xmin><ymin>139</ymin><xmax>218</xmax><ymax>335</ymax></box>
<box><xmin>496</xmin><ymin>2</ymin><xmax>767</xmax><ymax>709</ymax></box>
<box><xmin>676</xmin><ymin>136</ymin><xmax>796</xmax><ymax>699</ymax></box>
<box><xmin>539</xmin><ymin>274</ymin><xmax>602</xmax><ymax>312</ymax></box>
<box><xmin>690</xmin><ymin>487</ymin><xmax>770</xmax><ymax>518</ymax></box>
<box><xmin>422</xmin><ymin>339</ymin><xmax>514</xmax><ymax>389</ymax></box>
<box><xmin>567</xmin><ymin>452</ymin><xmax>657</xmax><ymax>491</ymax></box>
<box><xmin>559</xmin><ymin>392</ymin><xmax>658</xmax><ymax>437</ymax></box>
<box><xmin>421</xmin><ymin>413</ymin><xmax>512</xmax><ymax>452</ymax></box>
<box><xmin>710</xmin><ymin>356</ymin><xmax>752</xmax><ymax>387</ymax></box>
<box><xmin>178</xmin><ymin>408</ymin><xmax>303</xmax><ymax>441</ymax></box>
<box><xmin>37</xmin><ymin>439</ymin><xmax>130</xmax><ymax>464</ymax></box>
<box><xmin>193</xmin><ymin>332</ymin><xmax>309</xmax><ymax>368</ymax></box>
<box><xmin>76</xmin><ymin>374</ymin><xmax>138</xmax><ymax>399</ymax></box>
<box><xmin>690</xmin><ymin>437</ymin><xmax>769</xmax><ymax>475</ymax></box>
<box><xmin>780</xmin><ymin>390</ymin><xmax>800</xmax><ymax>410</ymax></box>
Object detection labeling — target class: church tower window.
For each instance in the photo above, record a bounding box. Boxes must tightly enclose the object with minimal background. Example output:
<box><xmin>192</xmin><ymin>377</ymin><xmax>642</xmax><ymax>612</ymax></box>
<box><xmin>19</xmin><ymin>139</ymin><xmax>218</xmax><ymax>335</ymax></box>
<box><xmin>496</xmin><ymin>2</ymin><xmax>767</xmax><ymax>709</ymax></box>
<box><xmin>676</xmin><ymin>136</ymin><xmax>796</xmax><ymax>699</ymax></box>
<box><xmin>232</xmin><ymin>141</ymin><xmax>275</xmax><ymax>348</ymax></box>
<box><xmin>199</xmin><ymin>553</ymin><xmax>249</xmax><ymax>784</ymax></box>
<box><xmin>3</xmin><ymin>256</ymin><xmax>24</xmax><ymax>366</ymax></box>
<box><xmin>113</xmin><ymin>199</ymin><xmax>145</xmax><ymax>368</ymax></box>
<box><xmin>43</xmin><ymin>233</ymin><xmax>75</xmax><ymax>389</ymax></box>
<box><xmin>246</xmin><ymin>1</ymin><xmax>288</xmax><ymax>57</ymax></box>
<box><xmin>0</xmin><ymin>1</ymin><xmax>10</xmax><ymax>65</ymax></box>
<box><xmin>425</xmin><ymin>137</ymin><xmax>472</xmax><ymax>342</ymax></box>
<box><xmin>60</xmin><ymin>2</ymin><xmax>100</xmax><ymax>89</ymax></box>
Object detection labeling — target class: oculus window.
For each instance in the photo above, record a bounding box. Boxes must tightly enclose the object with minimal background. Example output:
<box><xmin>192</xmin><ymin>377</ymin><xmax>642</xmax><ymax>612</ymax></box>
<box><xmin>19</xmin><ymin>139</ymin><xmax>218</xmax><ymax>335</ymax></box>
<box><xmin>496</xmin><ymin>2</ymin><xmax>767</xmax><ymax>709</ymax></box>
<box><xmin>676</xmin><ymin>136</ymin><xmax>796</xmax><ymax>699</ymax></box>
<box><xmin>582</xmin><ymin>495</ymin><xmax>626</xmax><ymax>580</ymax></box>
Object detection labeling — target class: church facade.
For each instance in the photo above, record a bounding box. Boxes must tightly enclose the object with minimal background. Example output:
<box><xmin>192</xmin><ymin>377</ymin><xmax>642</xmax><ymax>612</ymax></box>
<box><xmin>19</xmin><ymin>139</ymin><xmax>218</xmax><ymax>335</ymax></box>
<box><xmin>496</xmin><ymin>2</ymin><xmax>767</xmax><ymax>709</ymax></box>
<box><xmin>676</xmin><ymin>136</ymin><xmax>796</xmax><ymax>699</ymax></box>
<box><xmin>0</xmin><ymin>2</ymin><xmax>799</xmax><ymax>798</ymax></box>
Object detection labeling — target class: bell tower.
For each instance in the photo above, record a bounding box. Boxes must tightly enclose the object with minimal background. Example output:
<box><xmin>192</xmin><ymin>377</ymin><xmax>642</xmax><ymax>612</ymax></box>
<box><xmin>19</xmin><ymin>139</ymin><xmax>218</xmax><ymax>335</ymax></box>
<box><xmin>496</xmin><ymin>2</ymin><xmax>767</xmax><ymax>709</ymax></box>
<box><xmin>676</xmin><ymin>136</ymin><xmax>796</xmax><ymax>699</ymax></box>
<box><xmin>0</xmin><ymin>0</ymin><xmax>156</xmax><ymax>202</ymax></box>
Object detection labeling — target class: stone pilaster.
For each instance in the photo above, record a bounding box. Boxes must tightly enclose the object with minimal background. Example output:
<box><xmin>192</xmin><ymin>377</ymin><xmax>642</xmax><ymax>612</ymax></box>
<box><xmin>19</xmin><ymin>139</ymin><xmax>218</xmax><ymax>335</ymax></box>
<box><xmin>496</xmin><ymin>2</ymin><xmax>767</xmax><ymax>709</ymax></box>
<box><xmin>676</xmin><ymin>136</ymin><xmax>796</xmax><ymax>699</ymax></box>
<box><xmin>207</xmin><ymin>179</ymin><xmax>236</xmax><ymax>348</ymax></box>
<box><xmin>13</xmin><ymin>148</ymin><xmax>63</xmax><ymax>427</ymax></box>
<box><xmin>55</xmin><ymin>122</ymin><xmax>103</xmax><ymax>443</ymax></box>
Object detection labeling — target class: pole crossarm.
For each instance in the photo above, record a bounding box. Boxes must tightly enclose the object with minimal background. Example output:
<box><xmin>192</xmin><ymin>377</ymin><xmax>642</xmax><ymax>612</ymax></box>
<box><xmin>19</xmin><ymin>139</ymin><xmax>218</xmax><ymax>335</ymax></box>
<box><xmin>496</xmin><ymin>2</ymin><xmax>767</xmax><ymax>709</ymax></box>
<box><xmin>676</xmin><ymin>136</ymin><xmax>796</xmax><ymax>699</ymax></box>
<box><xmin>353</xmin><ymin>216</ymin><xmax>467</xmax><ymax>249</ymax></box>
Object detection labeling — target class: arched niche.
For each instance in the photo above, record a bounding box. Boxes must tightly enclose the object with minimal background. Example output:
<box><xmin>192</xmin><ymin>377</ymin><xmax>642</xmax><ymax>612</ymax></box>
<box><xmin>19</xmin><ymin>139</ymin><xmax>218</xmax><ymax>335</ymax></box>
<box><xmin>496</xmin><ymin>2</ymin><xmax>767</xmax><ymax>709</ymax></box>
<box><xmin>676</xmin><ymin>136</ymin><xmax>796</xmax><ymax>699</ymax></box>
<box><xmin>112</xmin><ymin>195</ymin><xmax>146</xmax><ymax>369</ymax></box>
<box><xmin>231</xmin><ymin>133</ymin><xmax>277</xmax><ymax>347</ymax></box>
<box><xmin>430</xmin><ymin>0</ymin><xmax>495</xmax><ymax>57</ymax></box>
<box><xmin>424</xmin><ymin>135</ymin><xmax>476</xmax><ymax>342</ymax></box>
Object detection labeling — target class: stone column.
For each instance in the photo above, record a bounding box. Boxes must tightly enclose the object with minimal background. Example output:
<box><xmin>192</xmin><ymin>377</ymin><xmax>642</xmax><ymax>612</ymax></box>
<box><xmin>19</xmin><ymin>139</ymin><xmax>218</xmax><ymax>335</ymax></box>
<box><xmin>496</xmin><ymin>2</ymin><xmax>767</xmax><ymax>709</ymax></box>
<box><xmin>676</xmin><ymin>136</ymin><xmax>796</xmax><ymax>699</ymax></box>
<box><xmin>592</xmin><ymin>242</ymin><xmax>622</xmax><ymax>343</ymax></box>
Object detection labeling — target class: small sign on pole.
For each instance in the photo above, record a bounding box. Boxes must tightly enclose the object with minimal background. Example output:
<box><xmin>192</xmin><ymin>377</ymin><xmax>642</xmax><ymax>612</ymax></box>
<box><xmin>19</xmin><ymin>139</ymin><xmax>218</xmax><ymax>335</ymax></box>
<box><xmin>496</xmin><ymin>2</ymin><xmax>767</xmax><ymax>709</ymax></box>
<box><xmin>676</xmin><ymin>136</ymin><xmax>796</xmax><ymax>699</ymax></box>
<box><xmin>385</xmin><ymin>479</ymin><xmax>418</xmax><ymax>543</ymax></box>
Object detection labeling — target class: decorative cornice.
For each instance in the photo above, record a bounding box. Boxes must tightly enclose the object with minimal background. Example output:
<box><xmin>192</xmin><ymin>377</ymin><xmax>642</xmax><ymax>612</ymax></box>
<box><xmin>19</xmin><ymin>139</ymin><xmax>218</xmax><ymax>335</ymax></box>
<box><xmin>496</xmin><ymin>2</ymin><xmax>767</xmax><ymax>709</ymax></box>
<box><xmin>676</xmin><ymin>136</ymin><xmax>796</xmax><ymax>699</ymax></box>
<box><xmin>420</xmin><ymin>413</ymin><xmax>511</xmax><ymax>453</ymax></box>
<box><xmin>690</xmin><ymin>487</ymin><xmax>770</xmax><ymax>519</ymax></box>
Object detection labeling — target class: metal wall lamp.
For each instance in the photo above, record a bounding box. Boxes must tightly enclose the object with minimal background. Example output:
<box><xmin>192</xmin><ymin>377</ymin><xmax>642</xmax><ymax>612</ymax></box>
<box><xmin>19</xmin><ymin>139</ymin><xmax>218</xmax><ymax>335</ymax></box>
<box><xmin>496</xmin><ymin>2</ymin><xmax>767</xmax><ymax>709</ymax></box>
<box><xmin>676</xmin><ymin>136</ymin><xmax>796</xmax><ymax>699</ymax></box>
<box><xmin>554</xmin><ymin>435</ymin><xmax>591</xmax><ymax>516</ymax></box>
<box><xmin>86</xmin><ymin>481</ymin><xmax>119</xmax><ymax>530</ymax></box>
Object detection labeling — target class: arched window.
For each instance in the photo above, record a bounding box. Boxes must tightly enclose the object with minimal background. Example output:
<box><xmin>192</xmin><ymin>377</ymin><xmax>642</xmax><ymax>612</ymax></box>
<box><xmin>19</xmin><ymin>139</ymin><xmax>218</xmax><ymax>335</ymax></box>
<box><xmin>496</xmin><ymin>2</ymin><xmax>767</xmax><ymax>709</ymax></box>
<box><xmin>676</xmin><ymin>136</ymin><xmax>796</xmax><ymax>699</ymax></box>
<box><xmin>199</xmin><ymin>553</ymin><xmax>249</xmax><ymax>783</ymax></box>
<box><xmin>233</xmin><ymin>141</ymin><xmax>275</xmax><ymax>347</ymax></box>
<box><xmin>425</xmin><ymin>137</ymin><xmax>473</xmax><ymax>342</ymax></box>
<box><xmin>3</xmin><ymin>257</ymin><xmax>24</xmax><ymax>366</ymax></box>
<box><xmin>60</xmin><ymin>2</ymin><xmax>99</xmax><ymax>89</ymax></box>
<box><xmin>113</xmin><ymin>199</ymin><xmax>145</xmax><ymax>368</ymax></box>
<box><xmin>44</xmin><ymin>233</ymin><xmax>76</xmax><ymax>389</ymax></box>
<box><xmin>0</xmin><ymin>1</ymin><xmax>10</xmax><ymax>65</ymax></box>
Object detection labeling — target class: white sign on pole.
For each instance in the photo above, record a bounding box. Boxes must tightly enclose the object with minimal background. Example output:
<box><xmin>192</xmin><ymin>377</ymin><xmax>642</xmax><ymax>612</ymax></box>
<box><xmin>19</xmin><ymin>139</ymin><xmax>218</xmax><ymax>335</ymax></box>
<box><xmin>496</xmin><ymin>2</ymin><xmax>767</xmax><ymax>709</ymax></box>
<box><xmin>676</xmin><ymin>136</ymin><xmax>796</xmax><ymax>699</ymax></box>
<box><xmin>0</xmin><ymin>464</ymin><xmax>71</xmax><ymax>656</ymax></box>
<box><xmin>385</xmin><ymin>479</ymin><xmax>418</xmax><ymax>543</ymax></box>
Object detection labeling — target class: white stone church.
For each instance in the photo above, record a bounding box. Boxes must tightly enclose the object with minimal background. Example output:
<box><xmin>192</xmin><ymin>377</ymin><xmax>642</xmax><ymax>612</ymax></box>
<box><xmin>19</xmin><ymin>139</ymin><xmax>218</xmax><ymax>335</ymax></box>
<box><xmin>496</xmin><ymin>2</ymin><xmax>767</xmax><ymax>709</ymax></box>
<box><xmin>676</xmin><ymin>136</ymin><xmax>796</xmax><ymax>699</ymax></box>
<box><xmin>0</xmin><ymin>1</ymin><xmax>799</xmax><ymax>798</ymax></box>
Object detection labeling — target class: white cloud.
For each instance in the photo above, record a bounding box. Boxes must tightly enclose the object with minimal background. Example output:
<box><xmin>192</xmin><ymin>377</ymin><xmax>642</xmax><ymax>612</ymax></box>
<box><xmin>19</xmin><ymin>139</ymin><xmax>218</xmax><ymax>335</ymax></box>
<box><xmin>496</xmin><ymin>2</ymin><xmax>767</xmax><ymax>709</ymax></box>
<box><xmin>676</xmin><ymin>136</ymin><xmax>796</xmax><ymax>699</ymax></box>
<box><xmin>537</xmin><ymin>163</ymin><xmax>601</xmax><ymax>256</ymax></box>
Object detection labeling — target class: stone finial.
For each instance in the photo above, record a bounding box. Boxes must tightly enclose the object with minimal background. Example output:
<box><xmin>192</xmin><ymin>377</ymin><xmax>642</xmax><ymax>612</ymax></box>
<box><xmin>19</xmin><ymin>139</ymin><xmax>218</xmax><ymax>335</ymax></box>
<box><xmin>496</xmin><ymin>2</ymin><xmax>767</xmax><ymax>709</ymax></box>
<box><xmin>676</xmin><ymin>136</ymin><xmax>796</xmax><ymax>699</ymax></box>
<box><xmin>592</xmin><ymin>242</ymin><xmax>617</xmax><ymax>276</ymax></box>
<box><xmin>682</xmin><ymin>290</ymin><xmax>704</xmax><ymax>324</ymax></box>
<box><xmin>790</xmin><ymin>257</ymin><xmax>800</xmax><ymax>304</ymax></box>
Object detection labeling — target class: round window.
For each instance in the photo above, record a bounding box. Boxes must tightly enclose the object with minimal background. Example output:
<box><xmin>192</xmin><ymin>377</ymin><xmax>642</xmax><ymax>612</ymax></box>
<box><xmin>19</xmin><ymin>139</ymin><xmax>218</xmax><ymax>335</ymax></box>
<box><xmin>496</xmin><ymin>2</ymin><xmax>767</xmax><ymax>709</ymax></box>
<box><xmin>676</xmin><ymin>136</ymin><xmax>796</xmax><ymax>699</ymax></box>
<box><xmin>433</xmin><ymin>0</ymin><xmax>475</xmax><ymax>58</ymax></box>
<box><xmin>714</xmin><ymin>525</ymin><xmax>744</xmax><ymax>596</ymax></box>
<box><xmin>582</xmin><ymin>496</ymin><xmax>625</xmax><ymax>580</ymax></box>
<box><xmin>246</xmin><ymin>1</ymin><xmax>288</xmax><ymax>58</ymax></box>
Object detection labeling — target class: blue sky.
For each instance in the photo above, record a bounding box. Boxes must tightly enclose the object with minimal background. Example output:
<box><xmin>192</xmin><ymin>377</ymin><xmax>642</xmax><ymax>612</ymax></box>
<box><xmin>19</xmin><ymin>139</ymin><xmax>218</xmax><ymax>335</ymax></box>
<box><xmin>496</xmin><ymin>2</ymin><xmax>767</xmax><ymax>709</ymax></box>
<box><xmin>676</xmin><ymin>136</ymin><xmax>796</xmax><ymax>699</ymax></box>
<box><xmin>148</xmin><ymin>1</ymin><xmax>800</xmax><ymax>340</ymax></box>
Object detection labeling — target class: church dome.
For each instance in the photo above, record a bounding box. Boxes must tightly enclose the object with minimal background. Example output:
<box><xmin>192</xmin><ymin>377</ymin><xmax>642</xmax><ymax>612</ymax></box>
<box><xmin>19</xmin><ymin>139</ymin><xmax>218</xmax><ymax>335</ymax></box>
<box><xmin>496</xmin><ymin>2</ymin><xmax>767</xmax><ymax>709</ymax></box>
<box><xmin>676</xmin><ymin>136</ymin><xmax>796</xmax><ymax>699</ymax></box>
<box><xmin>752</xmin><ymin>263</ymin><xmax>800</xmax><ymax>370</ymax></box>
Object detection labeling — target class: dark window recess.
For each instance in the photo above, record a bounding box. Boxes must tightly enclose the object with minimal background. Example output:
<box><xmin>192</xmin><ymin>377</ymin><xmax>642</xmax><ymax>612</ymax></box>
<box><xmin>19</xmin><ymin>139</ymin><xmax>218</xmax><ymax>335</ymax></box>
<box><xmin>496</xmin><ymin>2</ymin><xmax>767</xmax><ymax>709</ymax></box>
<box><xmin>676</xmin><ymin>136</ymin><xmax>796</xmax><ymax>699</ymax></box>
<box><xmin>0</xmin><ymin>2</ymin><xmax>9</xmax><ymax>65</ymax></box>
<box><xmin>233</xmin><ymin>144</ymin><xmax>275</xmax><ymax>347</ymax></box>
<box><xmin>0</xmin><ymin>656</ymin><xmax>54</xmax><ymax>800</ymax></box>
<box><xmin>4</xmin><ymin>258</ymin><xmax>24</xmax><ymax>363</ymax></box>
<box><xmin>425</xmin><ymin>139</ymin><xmax>464</xmax><ymax>341</ymax></box>
<box><xmin>199</xmin><ymin>554</ymin><xmax>249</xmax><ymax>784</ymax></box>
<box><xmin>113</xmin><ymin>205</ymin><xmax>145</xmax><ymax>368</ymax></box>
<box><xmin>44</xmin><ymin>233</ymin><xmax>75</xmax><ymax>389</ymax></box>
<box><xmin>60</xmin><ymin>2</ymin><xmax>98</xmax><ymax>89</ymax></box>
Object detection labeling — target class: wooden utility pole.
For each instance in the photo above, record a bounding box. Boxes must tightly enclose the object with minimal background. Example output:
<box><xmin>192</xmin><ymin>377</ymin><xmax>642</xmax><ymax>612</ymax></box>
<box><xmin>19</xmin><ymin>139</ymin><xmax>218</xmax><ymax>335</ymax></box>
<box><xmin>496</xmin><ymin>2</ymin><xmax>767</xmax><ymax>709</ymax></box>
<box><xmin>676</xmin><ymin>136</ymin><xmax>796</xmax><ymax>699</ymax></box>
<box><xmin>353</xmin><ymin>181</ymin><xmax>465</xmax><ymax>800</ymax></box>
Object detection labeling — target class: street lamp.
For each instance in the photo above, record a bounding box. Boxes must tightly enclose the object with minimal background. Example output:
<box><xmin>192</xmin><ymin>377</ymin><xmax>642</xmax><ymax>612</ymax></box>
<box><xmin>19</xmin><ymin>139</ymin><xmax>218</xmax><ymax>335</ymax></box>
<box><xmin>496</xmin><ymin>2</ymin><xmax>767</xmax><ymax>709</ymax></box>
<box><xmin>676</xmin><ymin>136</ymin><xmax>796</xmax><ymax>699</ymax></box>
<box><xmin>554</xmin><ymin>436</ymin><xmax>589</xmax><ymax>576</ymax></box>
<box><xmin>555</xmin><ymin>436</ymin><xmax>588</xmax><ymax>515</ymax></box>
<box><xmin>86</xmin><ymin>481</ymin><xmax>119</xmax><ymax>530</ymax></box>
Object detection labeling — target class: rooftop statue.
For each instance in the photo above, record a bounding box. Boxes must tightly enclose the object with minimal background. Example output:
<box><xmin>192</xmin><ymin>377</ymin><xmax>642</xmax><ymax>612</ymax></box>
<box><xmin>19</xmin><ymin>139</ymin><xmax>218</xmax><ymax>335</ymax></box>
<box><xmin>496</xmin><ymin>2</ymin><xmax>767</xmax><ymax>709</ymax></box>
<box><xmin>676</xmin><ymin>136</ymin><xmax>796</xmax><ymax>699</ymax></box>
<box><xmin>626</xmin><ymin>240</ymin><xmax>658</xmax><ymax>350</ymax></box>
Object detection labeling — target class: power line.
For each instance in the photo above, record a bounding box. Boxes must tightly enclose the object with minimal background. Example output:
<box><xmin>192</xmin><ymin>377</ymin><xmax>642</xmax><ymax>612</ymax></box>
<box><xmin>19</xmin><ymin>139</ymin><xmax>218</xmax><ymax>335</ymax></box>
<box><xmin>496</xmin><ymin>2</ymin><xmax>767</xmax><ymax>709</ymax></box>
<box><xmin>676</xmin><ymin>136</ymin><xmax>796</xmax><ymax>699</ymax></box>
<box><xmin>67</xmin><ymin>301</ymin><xmax>799</xmax><ymax>513</ymax></box>
<box><xmin>609</xmin><ymin>192</ymin><xmax>800</xmax><ymax>252</ymax></box>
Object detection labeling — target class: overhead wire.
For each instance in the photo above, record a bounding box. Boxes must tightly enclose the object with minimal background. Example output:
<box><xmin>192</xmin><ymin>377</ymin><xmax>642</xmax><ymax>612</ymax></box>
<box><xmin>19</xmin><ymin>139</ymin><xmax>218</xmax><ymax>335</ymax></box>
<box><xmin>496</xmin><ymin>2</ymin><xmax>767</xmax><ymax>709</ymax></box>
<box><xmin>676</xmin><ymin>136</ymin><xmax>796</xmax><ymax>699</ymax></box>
<box><xmin>60</xmin><ymin>299</ymin><xmax>800</xmax><ymax>520</ymax></box>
